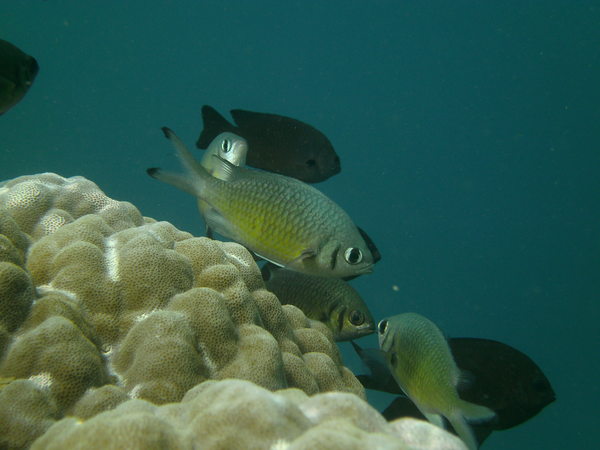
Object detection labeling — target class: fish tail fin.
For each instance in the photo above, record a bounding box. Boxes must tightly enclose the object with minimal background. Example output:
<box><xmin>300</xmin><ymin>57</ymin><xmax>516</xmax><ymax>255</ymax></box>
<box><xmin>196</xmin><ymin>105</ymin><xmax>236</xmax><ymax>149</ymax></box>
<box><xmin>448</xmin><ymin>400</ymin><xmax>496</xmax><ymax>450</ymax></box>
<box><xmin>146</xmin><ymin>168</ymin><xmax>198</xmax><ymax>196</ymax></box>
<box><xmin>147</xmin><ymin>127</ymin><xmax>208</xmax><ymax>195</ymax></box>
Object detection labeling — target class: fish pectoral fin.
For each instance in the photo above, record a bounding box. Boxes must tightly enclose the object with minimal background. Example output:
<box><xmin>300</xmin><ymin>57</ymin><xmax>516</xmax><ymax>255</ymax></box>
<box><xmin>300</xmin><ymin>249</ymin><xmax>317</xmax><ymax>259</ymax></box>
<box><xmin>287</xmin><ymin>248</ymin><xmax>317</xmax><ymax>265</ymax></box>
<box><xmin>278</xmin><ymin>249</ymin><xmax>318</xmax><ymax>272</ymax></box>
<box><xmin>203</xmin><ymin>207</ymin><xmax>242</xmax><ymax>241</ymax></box>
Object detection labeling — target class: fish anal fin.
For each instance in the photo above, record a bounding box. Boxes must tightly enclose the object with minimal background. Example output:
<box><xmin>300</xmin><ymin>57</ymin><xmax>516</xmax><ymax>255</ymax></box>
<box><xmin>458</xmin><ymin>399</ymin><xmax>496</xmax><ymax>425</ymax></box>
<box><xmin>423</xmin><ymin>412</ymin><xmax>445</xmax><ymax>429</ymax></box>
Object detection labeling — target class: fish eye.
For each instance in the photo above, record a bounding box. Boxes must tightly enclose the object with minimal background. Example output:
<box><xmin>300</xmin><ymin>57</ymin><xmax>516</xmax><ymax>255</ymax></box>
<box><xmin>378</xmin><ymin>319</ymin><xmax>388</xmax><ymax>335</ymax></box>
<box><xmin>344</xmin><ymin>247</ymin><xmax>363</xmax><ymax>265</ymax></box>
<box><xmin>306</xmin><ymin>159</ymin><xmax>316</xmax><ymax>168</ymax></box>
<box><xmin>221</xmin><ymin>139</ymin><xmax>231</xmax><ymax>153</ymax></box>
<box><xmin>348</xmin><ymin>310</ymin><xmax>365</xmax><ymax>326</ymax></box>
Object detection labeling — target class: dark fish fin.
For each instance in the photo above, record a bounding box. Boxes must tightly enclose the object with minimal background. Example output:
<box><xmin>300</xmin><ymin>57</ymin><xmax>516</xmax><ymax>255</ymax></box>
<box><xmin>449</xmin><ymin>337</ymin><xmax>555</xmax><ymax>430</ymax></box>
<box><xmin>250</xmin><ymin>252</ymin><xmax>264</xmax><ymax>263</ymax></box>
<box><xmin>230</xmin><ymin>108</ymin><xmax>272</xmax><ymax>127</ymax></box>
<box><xmin>350</xmin><ymin>341</ymin><xmax>402</xmax><ymax>394</ymax></box>
<box><xmin>357</xmin><ymin>226</ymin><xmax>381</xmax><ymax>264</ymax></box>
<box><xmin>197</xmin><ymin>105</ymin><xmax>237</xmax><ymax>149</ymax></box>
<box><xmin>205</xmin><ymin>225</ymin><xmax>214</xmax><ymax>239</ymax></box>
<box><xmin>382</xmin><ymin>396</ymin><xmax>424</xmax><ymax>422</ymax></box>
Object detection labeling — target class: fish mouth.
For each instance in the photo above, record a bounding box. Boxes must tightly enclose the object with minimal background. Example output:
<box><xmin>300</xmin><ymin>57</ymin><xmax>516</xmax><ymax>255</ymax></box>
<box><xmin>357</xmin><ymin>264</ymin><xmax>374</xmax><ymax>275</ymax></box>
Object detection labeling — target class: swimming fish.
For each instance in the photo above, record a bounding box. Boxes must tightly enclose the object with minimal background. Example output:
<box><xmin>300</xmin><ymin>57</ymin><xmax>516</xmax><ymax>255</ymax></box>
<box><xmin>199</xmin><ymin>132</ymin><xmax>248</xmax><ymax>238</ymax></box>
<box><xmin>0</xmin><ymin>39</ymin><xmax>39</xmax><ymax>115</ymax></box>
<box><xmin>196</xmin><ymin>105</ymin><xmax>341</xmax><ymax>183</ymax></box>
<box><xmin>148</xmin><ymin>127</ymin><xmax>374</xmax><ymax>278</ymax></box>
<box><xmin>261</xmin><ymin>263</ymin><xmax>375</xmax><ymax>341</ymax></box>
<box><xmin>378</xmin><ymin>313</ymin><xmax>496</xmax><ymax>450</ymax></box>
<box><xmin>352</xmin><ymin>338</ymin><xmax>555</xmax><ymax>445</ymax></box>
<box><xmin>198</xmin><ymin>131</ymin><xmax>381</xmax><ymax>268</ymax></box>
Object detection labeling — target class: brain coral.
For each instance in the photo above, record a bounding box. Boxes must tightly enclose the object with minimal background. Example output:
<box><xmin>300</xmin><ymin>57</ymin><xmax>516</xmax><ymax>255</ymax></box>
<box><xmin>0</xmin><ymin>173</ymin><xmax>463</xmax><ymax>449</ymax></box>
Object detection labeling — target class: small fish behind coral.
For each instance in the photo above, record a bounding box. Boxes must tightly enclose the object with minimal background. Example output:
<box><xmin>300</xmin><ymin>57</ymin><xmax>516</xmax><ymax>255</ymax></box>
<box><xmin>262</xmin><ymin>263</ymin><xmax>375</xmax><ymax>341</ymax></box>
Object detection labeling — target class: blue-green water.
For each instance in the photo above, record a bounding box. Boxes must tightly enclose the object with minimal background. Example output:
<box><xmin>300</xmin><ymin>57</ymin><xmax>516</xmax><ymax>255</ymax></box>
<box><xmin>2</xmin><ymin>1</ymin><xmax>598</xmax><ymax>448</ymax></box>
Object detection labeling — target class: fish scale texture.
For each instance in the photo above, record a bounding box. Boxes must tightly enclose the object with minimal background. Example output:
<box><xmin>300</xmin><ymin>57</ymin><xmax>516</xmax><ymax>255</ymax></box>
<box><xmin>0</xmin><ymin>173</ymin><xmax>465</xmax><ymax>450</ymax></box>
<box><xmin>204</xmin><ymin>168</ymin><xmax>352</xmax><ymax>261</ymax></box>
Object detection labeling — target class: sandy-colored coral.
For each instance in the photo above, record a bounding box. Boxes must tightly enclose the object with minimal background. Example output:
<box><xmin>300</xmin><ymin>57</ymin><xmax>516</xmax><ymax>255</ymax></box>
<box><xmin>31</xmin><ymin>379</ymin><xmax>467</xmax><ymax>450</ymax></box>
<box><xmin>0</xmin><ymin>173</ymin><xmax>371</xmax><ymax>448</ymax></box>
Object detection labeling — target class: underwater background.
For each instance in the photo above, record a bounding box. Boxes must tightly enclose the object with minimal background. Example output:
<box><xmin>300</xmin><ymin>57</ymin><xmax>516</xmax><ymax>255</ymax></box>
<box><xmin>1</xmin><ymin>1</ymin><xmax>598</xmax><ymax>449</ymax></box>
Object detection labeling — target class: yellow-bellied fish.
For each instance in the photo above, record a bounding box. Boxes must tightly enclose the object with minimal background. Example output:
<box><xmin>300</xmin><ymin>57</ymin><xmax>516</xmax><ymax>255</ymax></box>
<box><xmin>0</xmin><ymin>39</ymin><xmax>39</xmax><ymax>115</ymax></box>
<box><xmin>378</xmin><ymin>313</ymin><xmax>496</xmax><ymax>450</ymax></box>
<box><xmin>262</xmin><ymin>263</ymin><xmax>375</xmax><ymax>341</ymax></box>
<box><xmin>199</xmin><ymin>132</ymin><xmax>248</xmax><ymax>238</ymax></box>
<box><xmin>148</xmin><ymin>127</ymin><xmax>374</xmax><ymax>278</ymax></box>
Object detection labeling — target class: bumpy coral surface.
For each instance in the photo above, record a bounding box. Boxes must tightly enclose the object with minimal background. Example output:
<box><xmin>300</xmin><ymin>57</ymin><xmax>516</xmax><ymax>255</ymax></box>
<box><xmin>32</xmin><ymin>379</ymin><xmax>467</xmax><ymax>450</ymax></box>
<box><xmin>0</xmin><ymin>174</ymin><xmax>463</xmax><ymax>449</ymax></box>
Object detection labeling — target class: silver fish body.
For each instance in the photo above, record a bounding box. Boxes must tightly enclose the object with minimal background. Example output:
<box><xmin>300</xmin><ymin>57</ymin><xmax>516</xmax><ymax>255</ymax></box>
<box><xmin>199</xmin><ymin>132</ymin><xmax>248</xmax><ymax>238</ymax></box>
<box><xmin>148</xmin><ymin>127</ymin><xmax>374</xmax><ymax>278</ymax></box>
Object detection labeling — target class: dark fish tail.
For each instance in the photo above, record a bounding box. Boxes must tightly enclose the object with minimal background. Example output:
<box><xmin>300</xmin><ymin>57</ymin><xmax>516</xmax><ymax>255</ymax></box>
<box><xmin>196</xmin><ymin>105</ymin><xmax>237</xmax><ymax>149</ymax></box>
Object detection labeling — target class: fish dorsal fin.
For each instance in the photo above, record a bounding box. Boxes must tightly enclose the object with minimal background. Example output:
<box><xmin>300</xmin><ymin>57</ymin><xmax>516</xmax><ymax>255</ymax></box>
<box><xmin>197</xmin><ymin>105</ymin><xmax>237</xmax><ymax>149</ymax></box>
<box><xmin>357</xmin><ymin>226</ymin><xmax>381</xmax><ymax>263</ymax></box>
